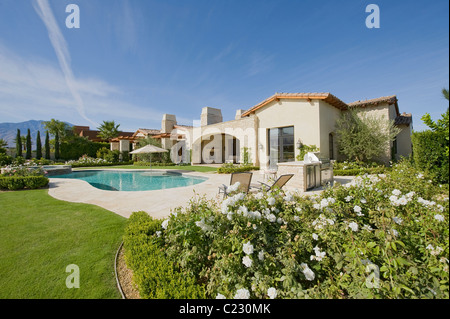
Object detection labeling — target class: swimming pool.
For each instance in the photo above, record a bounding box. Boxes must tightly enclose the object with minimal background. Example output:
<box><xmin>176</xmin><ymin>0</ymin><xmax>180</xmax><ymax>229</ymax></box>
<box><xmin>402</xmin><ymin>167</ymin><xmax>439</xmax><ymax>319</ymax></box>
<box><xmin>51</xmin><ymin>170</ymin><xmax>208</xmax><ymax>191</ymax></box>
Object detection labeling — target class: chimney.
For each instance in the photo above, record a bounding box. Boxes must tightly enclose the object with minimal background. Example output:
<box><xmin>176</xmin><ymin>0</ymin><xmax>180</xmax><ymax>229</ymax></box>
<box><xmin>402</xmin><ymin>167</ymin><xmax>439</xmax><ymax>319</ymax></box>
<box><xmin>200</xmin><ymin>107</ymin><xmax>223</xmax><ymax>126</ymax></box>
<box><xmin>161</xmin><ymin>114</ymin><xmax>177</xmax><ymax>133</ymax></box>
<box><xmin>235</xmin><ymin>109</ymin><xmax>245</xmax><ymax>120</ymax></box>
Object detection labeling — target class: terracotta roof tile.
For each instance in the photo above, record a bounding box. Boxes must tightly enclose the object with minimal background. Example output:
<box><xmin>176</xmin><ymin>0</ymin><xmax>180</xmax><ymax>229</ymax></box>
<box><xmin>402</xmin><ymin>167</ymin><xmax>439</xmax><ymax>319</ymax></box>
<box><xmin>395</xmin><ymin>113</ymin><xmax>412</xmax><ymax>125</ymax></box>
<box><xmin>348</xmin><ymin>95</ymin><xmax>398</xmax><ymax>107</ymax></box>
<box><xmin>241</xmin><ymin>92</ymin><xmax>348</xmax><ymax>116</ymax></box>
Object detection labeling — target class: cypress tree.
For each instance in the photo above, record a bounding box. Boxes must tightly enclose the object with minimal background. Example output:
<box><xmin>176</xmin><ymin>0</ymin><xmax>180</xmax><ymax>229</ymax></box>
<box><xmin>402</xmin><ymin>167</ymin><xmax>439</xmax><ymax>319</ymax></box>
<box><xmin>26</xmin><ymin>129</ymin><xmax>32</xmax><ymax>159</ymax></box>
<box><xmin>55</xmin><ymin>130</ymin><xmax>60</xmax><ymax>160</ymax></box>
<box><xmin>36</xmin><ymin>131</ymin><xmax>42</xmax><ymax>159</ymax></box>
<box><xmin>15</xmin><ymin>129</ymin><xmax>22</xmax><ymax>158</ymax></box>
<box><xmin>45</xmin><ymin>131</ymin><xmax>51</xmax><ymax>160</ymax></box>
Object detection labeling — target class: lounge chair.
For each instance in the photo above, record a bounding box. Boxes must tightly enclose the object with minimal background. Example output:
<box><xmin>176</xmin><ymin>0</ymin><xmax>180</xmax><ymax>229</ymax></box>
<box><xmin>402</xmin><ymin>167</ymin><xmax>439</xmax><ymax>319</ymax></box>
<box><xmin>218</xmin><ymin>172</ymin><xmax>253</xmax><ymax>198</ymax></box>
<box><xmin>253</xmin><ymin>174</ymin><xmax>294</xmax><ymax>191</ymax></box>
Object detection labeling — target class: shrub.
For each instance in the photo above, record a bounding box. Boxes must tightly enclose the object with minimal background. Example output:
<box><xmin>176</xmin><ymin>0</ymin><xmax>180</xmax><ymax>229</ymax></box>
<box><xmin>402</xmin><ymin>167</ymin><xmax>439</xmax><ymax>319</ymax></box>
<box><xmin>96</xmin><ymin>147</ymin><xmax>110</xmax><ymax>159</ymax></box>
<box><xmin>60</xmin><ymin>136</ymin><xmax>109</xmax><ymax>160</ymax></box>
<box><xmin>123</xmin><ymin>212</ymin><xmax>206</xmax><ymax>299</ymax></box>
<box><xmin>133</xmin><ymin>161</ymin><xmax>176</xmax><ymax>167</ymax></box>
<box><xmin>66</xmin><ymin>155</ymin><xmax>132</xmax><ymax>167</ymax></box>
<box><xmin>1</xmin><ymin>166</ymin><xmax>47</xmax><ymax>177</ymax></box>
<box><xmin>242</xmin><ymin>147</ymin><xmax>251</xmax><ymax>165</ymax></box>
<box><xmin>13</xmin><ymin>156</ymin><xmax>25</xmax><ymax>166</ymax></box>
<box><xmin>333</xmin><ymin>160</ymin><xmax>386</xmax><ymax>171</ymax></box>
<box><xmin>104</xmin><ymin>150</ymin><xmax>120</xmax><ymax>163</ymax></box>
<box><xmin>334</xmin><ymin>167</ymin><xmax>388</xmax><ymax>176</ymax></box>
<box><xmin>140</xmin><ymin>159</ymin><xmax>448</xmax><ymax>299</ymax></box>
<box><xmin>0</xmin><ymin>153</ymin><xmax>13</xmax><ymax>167</ymax></box>
<box><xmin>217</xmin><ymin>163</ymin><xmax>260</xmax><ymax>174</ymax></box>
<box><xmin>0</xmin><ymin>176</ymin><xmax>49</xmax><ymax>190</ymax></box>
<box><xmin>31</xmin><ymin>158</ymin><xmax>53</xmax><ymax>166</ymax></box>
<box><xmin>296</xmin><ymin>144</ymin><xmax>320</xmax><ymax>161</ymax></box>
<box><xmin>411</xmin><ymin>130</ymin><xmax>449</xmax><ymax>184</ymax></box>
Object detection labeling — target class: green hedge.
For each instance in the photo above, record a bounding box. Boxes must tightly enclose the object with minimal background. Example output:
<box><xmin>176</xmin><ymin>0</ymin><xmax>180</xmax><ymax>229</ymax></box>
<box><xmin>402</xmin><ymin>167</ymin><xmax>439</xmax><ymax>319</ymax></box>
<box><xmin>217</xmin><ymin>164</ymin><xmax>260</xmax><ymax>174</ymax></box>
<box><xmin>0</xmin><ymin>176</ymin><xmax>49</xmax><ymax>190</ymax></box>
<box><xmin>60</xmin><ymin>137</ymin><xmax>110</xmax><ymax>161</ymax></box>
<box><xmin>133</xmin><ymin>161</ymin><xmax>177</xmax><ymax>167</ymax></box>
<box><xmin>123</xmin><ymin>212</ymin><xmax>206</xmax><ymax>299</ymax></box>
<box><xmin>334</xmin><ymin>167</ymin><xmax>388</xmax><ymax>176</ymax></box>
<box><xmin>411</xmin><ymin>130</ymin><xmax>449</xmax><ymax>184</ymax></box>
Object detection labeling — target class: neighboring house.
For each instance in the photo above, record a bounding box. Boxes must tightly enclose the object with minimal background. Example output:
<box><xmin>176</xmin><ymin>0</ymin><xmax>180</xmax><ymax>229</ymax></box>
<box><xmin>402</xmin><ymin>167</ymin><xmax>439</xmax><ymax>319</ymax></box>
<box><xmin>73</xmin><ymin>126</ymin><xmax>135</xmax><ymax>150</ymax></box>
<box><xmin>157</xmin><ymin>92</ymin><xmax>412</xmax><ymax>169</ymax></box>
<box><xmin>110</xmin><ymin>128</ymin><xmax>161</xmax><ymax>153</ymax></box>
<box><xmin>73</xmin><ymin>126</ymin><xmax>105</xmax><ymax>142</ymax></box>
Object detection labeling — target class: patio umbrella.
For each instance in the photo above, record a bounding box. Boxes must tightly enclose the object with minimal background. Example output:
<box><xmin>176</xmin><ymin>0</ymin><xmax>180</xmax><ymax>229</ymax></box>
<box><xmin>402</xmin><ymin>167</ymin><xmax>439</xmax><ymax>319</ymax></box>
<box><xmin>130</xmin><ymin>144</ymin><xmax>168</xmax><ymax>170</ymax></box>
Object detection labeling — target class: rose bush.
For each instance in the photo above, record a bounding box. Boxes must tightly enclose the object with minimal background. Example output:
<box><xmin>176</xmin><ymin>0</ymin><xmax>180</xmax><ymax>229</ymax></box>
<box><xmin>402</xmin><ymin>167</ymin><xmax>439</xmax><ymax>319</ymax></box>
<box><xmin>125</xmin><ymin>160</ymin><xmax>448</xmax><ymax>299</ymax></box>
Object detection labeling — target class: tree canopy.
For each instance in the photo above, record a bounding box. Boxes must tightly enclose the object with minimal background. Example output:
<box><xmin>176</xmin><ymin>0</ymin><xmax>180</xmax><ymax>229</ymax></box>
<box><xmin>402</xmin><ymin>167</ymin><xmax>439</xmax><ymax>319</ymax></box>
<box><xmin>335</xmin><ymin>108</ymin><xmax>400</xmax><ymax>163</ymax></box>
<box><xmin>97</xmin><ymin>120</ymin><xmax>120</xmax><ymax>141</ymax></box>
<box><xmin>421</xmin><ymin>88</ymin><xmax>449</xmax><ymax>156</ymax></box>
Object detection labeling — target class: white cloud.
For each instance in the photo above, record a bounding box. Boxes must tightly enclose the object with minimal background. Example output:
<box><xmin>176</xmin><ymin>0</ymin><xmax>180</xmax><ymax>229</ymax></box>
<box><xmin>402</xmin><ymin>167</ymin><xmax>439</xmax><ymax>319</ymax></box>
<box><xmin>0</xmin><ymin>44</ymin><xmax>173</xmax><ymax>130</ymax></box>
<box><xmin>33</xmin><ymin>0</ymin><xmax>98</xmax><ymax>127</ymax></box>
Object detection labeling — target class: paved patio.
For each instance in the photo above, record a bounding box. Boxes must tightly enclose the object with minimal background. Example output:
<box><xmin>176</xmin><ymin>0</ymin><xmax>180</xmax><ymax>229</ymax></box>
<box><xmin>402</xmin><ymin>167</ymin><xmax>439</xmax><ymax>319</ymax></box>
<box><xmin>48</xmin><ymin>169</ymin><xmax>354</xmax><ymax>219</ymax></box>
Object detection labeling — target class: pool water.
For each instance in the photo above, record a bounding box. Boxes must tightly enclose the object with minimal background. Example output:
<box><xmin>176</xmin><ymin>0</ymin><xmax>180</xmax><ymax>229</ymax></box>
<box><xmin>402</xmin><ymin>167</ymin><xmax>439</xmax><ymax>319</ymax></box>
<box><xmin>51</xmin><ymin>170</ymin><xmax>207</xmax><ymax>191</ymax></box>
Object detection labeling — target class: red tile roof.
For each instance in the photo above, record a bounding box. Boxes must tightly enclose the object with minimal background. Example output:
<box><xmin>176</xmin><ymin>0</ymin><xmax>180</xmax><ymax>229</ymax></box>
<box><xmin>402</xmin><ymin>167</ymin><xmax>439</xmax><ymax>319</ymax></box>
<box><xmin>348</xmin><ymin>95</ymin><xmax>398</xmax><ymax>107</ymax></box>
<box><xmin>241</xmin><ymin>93</ymin><xmax>349</xmax><ymax>117</ymax></box>
<box><xmin>132</xmin><ymin>129</ymin><xmax>161</xmax><ymax>138</ymax></box>
<box><xmin>395</xmin><ymin>113</ymin><xmax>412</xmax><ymax>126</ymax></box>
<box><xmin>349</xmin><ymin>95</ymin><xmax>400</xmax><ymax>116</ymax></box>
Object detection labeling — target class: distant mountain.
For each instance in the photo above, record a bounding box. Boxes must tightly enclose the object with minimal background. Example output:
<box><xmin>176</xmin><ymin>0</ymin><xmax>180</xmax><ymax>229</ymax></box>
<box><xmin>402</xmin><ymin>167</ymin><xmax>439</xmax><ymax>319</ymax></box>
<box><xmin>0</xmin><ymin>120</ymin><xmax>73</xmax><ymax>148</ymax></box>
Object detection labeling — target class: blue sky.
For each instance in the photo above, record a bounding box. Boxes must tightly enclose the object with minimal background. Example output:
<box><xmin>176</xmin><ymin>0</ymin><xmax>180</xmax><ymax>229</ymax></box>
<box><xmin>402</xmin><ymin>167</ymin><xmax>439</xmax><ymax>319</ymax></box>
<box><xmin>0</xmin><ymin>0</ymin><xmax>448</xmax><ymax>132</ymax></box>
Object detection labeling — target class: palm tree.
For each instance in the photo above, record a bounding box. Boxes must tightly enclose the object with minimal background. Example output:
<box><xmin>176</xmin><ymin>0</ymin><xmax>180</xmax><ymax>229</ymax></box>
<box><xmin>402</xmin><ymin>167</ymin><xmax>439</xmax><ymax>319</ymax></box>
<box><xmin>97</xmin><ymin>120</ymin><xmax>120</xmax><ymax>141</ymax></box>
<box><xmin>0</xmin><ymin>138</ymin><xmax>7</xmax><ymax>149</ymax></box>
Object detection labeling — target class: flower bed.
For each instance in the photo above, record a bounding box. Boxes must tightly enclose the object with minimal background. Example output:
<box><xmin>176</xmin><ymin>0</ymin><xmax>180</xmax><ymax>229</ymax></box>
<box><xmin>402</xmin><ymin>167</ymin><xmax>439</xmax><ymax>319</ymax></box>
<box><xmin>124</xmin><ymin>160</ymin><xmax>449</xmax><ymax>299</ymax></box>
<box><xmin>65</xmin><ymin>155</ymin><xmax>132</xmax><ymax>168</ymax></box>
<box><xmin>0</xmin><ymin>166</ymin><xmax>49</xmax><ymax>190</ymax></box>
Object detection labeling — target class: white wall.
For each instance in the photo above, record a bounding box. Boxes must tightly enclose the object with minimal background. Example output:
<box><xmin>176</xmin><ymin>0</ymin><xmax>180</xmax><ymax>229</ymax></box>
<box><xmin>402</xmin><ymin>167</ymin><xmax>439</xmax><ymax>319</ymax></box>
<box><xmin>254</xmin><ymin>99</ymin><xmax>321</xmax><ymax>169</ymax></box>
<box><xmin>318</xmin><ymin>100</ymin><xmax>341</xmax><ymax>160</ymax></box>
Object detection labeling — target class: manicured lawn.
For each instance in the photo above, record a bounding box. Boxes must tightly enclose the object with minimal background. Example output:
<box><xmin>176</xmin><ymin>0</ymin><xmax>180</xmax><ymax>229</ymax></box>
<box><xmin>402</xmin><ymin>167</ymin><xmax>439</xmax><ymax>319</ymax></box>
<box><xmin>0</xmin><ymin>189</ymin><xmax>127</xmax><ymax>299</ymax></box>
<box><xmin>77</xmin><ymin>165</ymin><xmax>218</xmax><ymax>173</ymax></box>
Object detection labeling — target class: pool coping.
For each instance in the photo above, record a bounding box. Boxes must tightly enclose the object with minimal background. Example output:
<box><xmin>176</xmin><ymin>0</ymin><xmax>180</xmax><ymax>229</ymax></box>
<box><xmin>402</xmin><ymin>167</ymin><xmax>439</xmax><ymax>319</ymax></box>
<box><xmin>52</xmin><ymin>168</ymin><xmax>209</xmax><ymax>192</ymax></box>
<box><xmin>48</xmin><ymin>169</ymin><xmax>233</xmax><ymax>219</ymax></box>
<box><xmin>47</xmin><ymin>168</ymin><xmax>346</xmax><ymax>219</ymax></box>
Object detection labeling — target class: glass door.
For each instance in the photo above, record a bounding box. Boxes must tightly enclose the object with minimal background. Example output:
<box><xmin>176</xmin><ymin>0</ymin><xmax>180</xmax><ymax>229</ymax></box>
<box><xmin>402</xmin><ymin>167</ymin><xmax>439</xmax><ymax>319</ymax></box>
<box><xmin>268</xmin><ymin>126</ymin><xmax>295</xmax><ymax>169</ymax></box>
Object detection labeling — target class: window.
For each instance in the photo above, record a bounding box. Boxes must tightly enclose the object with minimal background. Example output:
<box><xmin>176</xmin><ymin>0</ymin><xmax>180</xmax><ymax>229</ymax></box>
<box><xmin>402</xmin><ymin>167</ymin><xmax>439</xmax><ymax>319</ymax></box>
<box><xmin>391</xmin><ymin>137</ymin><xmax>398</xmax><ymax>161</ymax></box>
<box><xmin>329</xmin><ymin>133</ymin><xmax>334</xmax><ymax>160</ymax></box>
<box><xmin>268</xmin><ymin>126</ymin><xmax>295</xmax><ymax>168</ymax></box>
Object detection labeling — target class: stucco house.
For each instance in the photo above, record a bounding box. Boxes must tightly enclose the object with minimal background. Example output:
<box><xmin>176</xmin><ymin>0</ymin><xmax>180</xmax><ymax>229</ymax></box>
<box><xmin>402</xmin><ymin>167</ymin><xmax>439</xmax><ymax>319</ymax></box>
<box><xmin>110</xmin><ymin>128</ymin><xmax>161</xmax><ymax>153</ymax></box>
<box><xmin>156</xmin><ymin>92</ymin><xmax>413</xmax><ymax>170</ymax></box>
